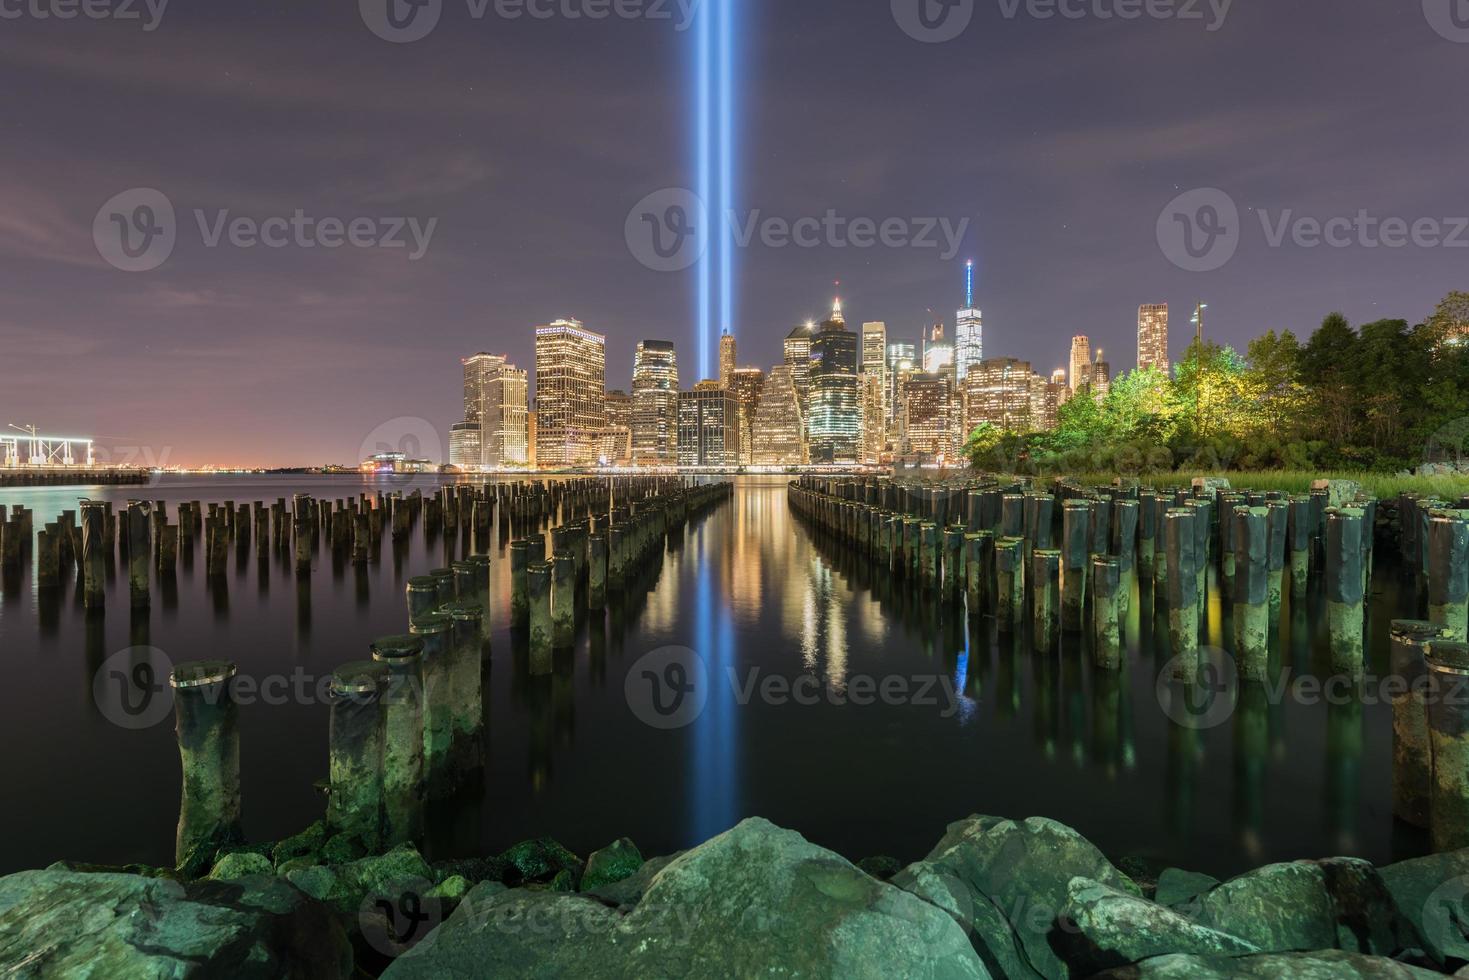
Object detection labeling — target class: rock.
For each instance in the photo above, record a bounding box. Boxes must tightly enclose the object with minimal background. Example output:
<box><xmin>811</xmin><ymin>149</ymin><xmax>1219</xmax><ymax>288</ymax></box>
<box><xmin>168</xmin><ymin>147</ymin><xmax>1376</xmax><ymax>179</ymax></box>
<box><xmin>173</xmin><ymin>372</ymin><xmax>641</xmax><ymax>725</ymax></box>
<box><xmin>1054</xmin><ymin>877</ymin><xmax>1260</xmax><ymax>974</ymax></box>
<box><xmin>1155</xmin><ymin>868</ymin><xmax>1221</xmax><ymax>908</ymax></box>
<box><xmin>320</xmin><ymin>845</ymin><xmax>436</xmax><ymax>916</ymax></box>
<box><xmin>498</xmin><ymin>837</ymin><xmax>583</xmax><ymax>887</ymax></box>
<box><xmin>286</xmin><ymin>865</ymin><xmax>348</xmax><ymax>905</ymax></box>
<box><xmin>892</xmin><ymin>815</ymin><xmax>1140</xmax><ymax>979</ymax></box>
<box><xmin>897</xmin><ymin>857</ymin><xmax>1035</xmax><ymax>979</ymax></box>
<box><xmin>321</xmin><ymin>833</ymin><xmax>369</xmax><ymax>866</ymax></box>
<box><xmin>1093</xmin><ymin>949</ymin><xmax>1442</xmax><ymax>978</ymax></box>
<box><xmin>581</xmin><ymin>838</ymin><xmax>643</xmax><ymax>892</ymax></box>
<box><xmin>208</xmin><ymin>851</ymin><xmax>274</xmax><ymax>881</ymax></box>
<box><xmin>858</xmin><ymin>856</ymin><xmax>904</xmax><ymax>880</ymax></box>
<box><xmin>272</xmin><ymin>820</ymin><xmax>328</xmax><ymax>869</ymax></box>
<box><xmin>583</xmin><ymin>852</ymin><xmax>682</xmax><ymax>908</ymax></box>
<box><xmin>1312</xmin><ymin>479</ymin><xmax>1363</xmax><ymax>508</ymax></box>
<box><xmin>0</xmin><ymin>869</ymin><xmax>352</xmax><ymax>978</ymax></box>
<box><xmin>1379</xmin><ymin>847</ymin><xmax>1469</xmax><ymax>964</ymax></box>
<box><xmin>549</xmin><ymin>869</ymin><xmax>576</xmax><ymax>892</ymax></box>
<box><xmin>384</xmin><ymin>818</ymin><xmax>987</xmax><ymax>979</ymax></box>
<box><xmin>426</xmin><ymin>875</ymin><xmax>470</xmax><ymax>902</ymax></box>
<box><xmin>1182</xmin><ymin>858</ymin><xmax>1417</xmax><ymax>957</ymax></box>
<box><xmin>1193</xmin><ymin>477</ymin><xmax>1232</xmax><ymax>493</ymax></box>
<box><xmin>431</xmin><ymin>855</ymin><xmax>508</xmax><ymax>886</ymax></box>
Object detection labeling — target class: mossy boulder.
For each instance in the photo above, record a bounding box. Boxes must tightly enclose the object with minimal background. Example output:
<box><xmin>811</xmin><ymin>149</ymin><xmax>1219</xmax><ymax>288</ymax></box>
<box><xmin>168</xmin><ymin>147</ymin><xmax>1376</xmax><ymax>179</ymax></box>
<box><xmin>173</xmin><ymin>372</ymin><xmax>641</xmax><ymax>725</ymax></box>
<box><xmin>208</xmin><ymin>851</ymin><xmax>274</xmax><ymax>881</ymax></box>
<box><xmin>583</xmin><ymin>852</ymin><xmax>682</xmax><ymax>908</ymax></box>
<box><xmin>320</xmin><ymin>833</ymin><xmax>369</xmax><ymax>866</ymax></box>
<box><xmin>1093</xmin><ymin>949</ymin><xmax>1442</xmax><ymax>978</ymax></box>
<box><xmin>431</xmin><ymin>855</ymin><xmax>508</xmax><ymax>887</ymax></box>
<box><xmin>497</xmin><ymin>837</ymin><xmax>583</xmax><ymax>887</ymax></box>
<box><xmin>1154</xmin><ymin>868</ymin><xmax>1221</xmax><ymax>908</ymax></box>
<box><xmin>272</xmin><ymin>820</ymin><xmax>328</xmax><ymax>869</ymax></box>
<box><xmin>1378</xmin><ymin>847</ymin><xmax>1469</xmax><ymax>965</ymax></box>
<box><xmin>0</xmin><ymin>869</ymin><xmax>352</xmax><ymax>977</ymax></box>
<box><xmin>1053</xmin><ymin>877</ymin><xmax>1259</xmax><ymax>974</ymax></box>
<box><xmin>581</xmin><ymin>838</ymin><xmax>643</xmax><ymax>892</ymax></box>
<box><xmin>335</xmin><ymin>845</ymin><xmax>434</xmax><ymax>911</ymax></box>
<box><xmin>857</xmin><ymin>856</ymin><xmax>904</xmax><ymax>880</ymax></box>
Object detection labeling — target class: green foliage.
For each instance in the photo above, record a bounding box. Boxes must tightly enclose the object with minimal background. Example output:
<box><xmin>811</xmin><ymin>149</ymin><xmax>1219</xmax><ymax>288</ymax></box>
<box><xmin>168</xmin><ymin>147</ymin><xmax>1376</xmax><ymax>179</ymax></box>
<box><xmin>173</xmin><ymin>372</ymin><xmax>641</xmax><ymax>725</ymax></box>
<box><xmin>959</xmin><ymin>291</ymin><xmax>1469</xmax><ymax>477</ymax></box>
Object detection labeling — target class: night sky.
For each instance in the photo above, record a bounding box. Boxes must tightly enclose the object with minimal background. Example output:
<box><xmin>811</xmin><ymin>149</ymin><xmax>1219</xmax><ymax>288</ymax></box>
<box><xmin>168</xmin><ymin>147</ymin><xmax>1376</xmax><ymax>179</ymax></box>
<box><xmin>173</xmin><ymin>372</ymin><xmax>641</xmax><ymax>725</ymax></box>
<box><xmin>3</xmin><ymin>1</ymin><xmax>1464</xmax><ymax>467</ymax></box>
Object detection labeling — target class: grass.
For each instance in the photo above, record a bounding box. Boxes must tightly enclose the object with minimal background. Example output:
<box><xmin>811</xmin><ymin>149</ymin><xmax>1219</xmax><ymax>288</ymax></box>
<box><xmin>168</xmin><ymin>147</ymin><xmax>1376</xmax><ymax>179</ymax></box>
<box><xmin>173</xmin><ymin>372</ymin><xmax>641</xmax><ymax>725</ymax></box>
<box><xmin>1067</xmin><ymin>469</ymin><xmax>1469</xmax><ymax>501</ymax></box>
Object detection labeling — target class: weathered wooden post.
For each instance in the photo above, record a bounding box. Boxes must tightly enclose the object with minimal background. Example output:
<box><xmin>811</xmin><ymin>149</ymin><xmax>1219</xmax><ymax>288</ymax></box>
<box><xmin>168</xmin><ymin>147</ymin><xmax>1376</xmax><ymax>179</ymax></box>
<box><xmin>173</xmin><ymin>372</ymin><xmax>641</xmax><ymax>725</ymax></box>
<box><xmin>1032</xmin><ymin>549</ymin><xmax>1060</xmax><ymax>653</ymax></box>
<box><xmin>1426</xmin><ymin>640</ymin><xmax>1469</xmax><ymax>851</ymax></box>
<box><xmin>1390</xmin><ymin>621</ymin><xmax>1451</xmax><ymax>829</ymax></box>
<box><xmin>1185</xmin><ymin>499</ymin><xmax>1210</xmax><ymax>624</ymax></box>
<box><xmin>1138</xmin><ymin>490</ymin><xmax>1158</xmax><ymax>578</ymax></box>
<box><xmin>919</xmin><ymin>522</ymin><xmax>940</xmax><ymax>593</ymax></box>
<box><xmin>81</xmin><ymin>501</ymin><xmax>106</xmax><ymax>610</ymax></box>
<box><xmin>1093</xmin><ymin>557</ymin><xmax>1121</xmax><ymax>669</ymax></box>
<box><xmin>1428</xmin><ymin>513</ymin><xmax>1469</xmax><ymax>641</ymax></box>
<box><xmin>170</xmin><ymin>661</ymin><xmax>241</xmax><ymax>872</ymax></box>
<box><xmin>1061</xmin><ymin>500</ymin><xmax>1090</xmax><ymax>632</ymax></box>
<box><xmin>36</xmin><ymin>526</ymin><xmax>59</xmax><ymax>588</ymax></box>
<box><xmin>1165</xmin><ymin>508</ymin><xmax>1199</xmax><ymax>671</ymax></box>
<box><xmin>1287</xmin><ymin>496</ymin><xmax>1311</xmax><ymax>597</ymax></box>
<box><xmin>370</xmin><ymin>635</ymin><xmax>425</xmax><ymax>847</ymax></box>
<box><xmin>327</xmin><ymin>661</ymin><xmax>388</xmax><ymax>850</ymax></box>
<box><xmin>409</xmin><ymin>611</ymin><xmax>455</xmax><ymax>789</ymax></box>
<box><xmin>127</xmin><ymin>501</ymin><xmax>150</xmax><ymax>608</ymax></box>
<box><xmin>552</xmin><ymin>551</ymin><xmax>576</xmax><ymax>648</ymax></box>
<box><xmin>1110</xmin><ymin>499</ymin><xmax>1138</xmax><ymax>620</ymax></box>
<box><xmin>511</xmin><ymin>539</ymin><xmax>531</xmax><ymax>624</ymax></box>
<box><xmin>589</xmin><ymin>532</ymin><xmax>608</xmax><ymax>611</ymax></box>
<box><xmin>443</xmin><ymin>599</ymin><xmax>485</xmax><ymax>772</ymax></box>
<box><xmin>942</xmin><ymin>527</ymin><xmax>965</xmax><ymax>603</ymax></box>
<box><xmin>965</xmin><ymin>530</ymin><xmax>991</xmax><ymax>616</ymax></box>
<box><xmin>1265</xmin><ymin>500</ymin><xmax>1288</xmax><ymax>619</ymax></box>
<box><xmin>1232</xmin><ymin>506</ymin><xmax>1270</xmax><ymax>680</ymax></box>
<box><xmin>528</xmin><ymin>561</ymin><xmax>553</xmax><ymax>674</ymax></box>
<box><xmin>995</xmin><ymin>537</ymin><xmax>1025</xmax><ymax>632</ymax></box>
<box><xmin>1326</xmin><ymin>508</ymin><xmax>1366</xmax><ymax>675</ymax></box>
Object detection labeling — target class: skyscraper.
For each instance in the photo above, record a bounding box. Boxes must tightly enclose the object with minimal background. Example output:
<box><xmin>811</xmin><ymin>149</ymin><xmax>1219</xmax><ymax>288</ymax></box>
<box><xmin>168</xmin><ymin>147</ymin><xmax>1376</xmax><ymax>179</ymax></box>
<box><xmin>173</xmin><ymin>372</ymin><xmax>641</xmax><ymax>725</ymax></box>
<box><xmin>1091</xmin><ymin>351</ymin><xmax>1111</xmax><ymax>399</ymax></box>
<box><xmin>954</xmin><ymin>260</ymin><xmax>983</xmax><ymax>382</ymax></box>
<box><xmin>631</xmin><ymin>340</ymin><xmax>679</xmax><ymax>465</ymax></box>
<box><xmin>461</xmin><ymin>352</ymin><xmax>529</xmax><ymax>468</ymax></box>
<box><xmin>533</xmin><ymin>319</ymin><xmax>606</xmax><ymax>468</ymax></box>
<box><xmin>751</xmin><ymin>365</ymin><xmax>806</xmax><ymax>465</ymax></box>
<box><xmin>807</xmin><ymin>299</ymin><xmax>861</xmax><ymax>464</ymax></box>
<box><xmin>448</xmin><ymin>421</ymin><xmax>481</xmax><ymax>470</ymax></box>
<box><xmin>902</xmin><ymin>373</ymin><xmax>952</xmax><ymax>460</ymax></box>
<box><xmin>861</xmin><ymin>321</ymin><xmax>888</xmax><ymax>428</ymax></box>
<box><xmin>719</xmin><ymin>331</ymin><xmax>737</xmax><ymax>388</ymax></box>
<box><xmin>1138</xmin><ymin>303</ymin><xmax>1169</xmax><ymax>373</ymax></box>
<box><xmin>1068</xmin><ymin>335</ymin><xmax>1092</xmax><ymax>391</ymax></box>
<box><xmin>601</xmin><ymin>389</ymin><xmax>633</xmax><ymax>465</ymax></box>
<box><xmin>963</xmin><ymin>358</ymin><xmax>1036</xmax><ymax>433</ymax></box>
<box><xmin>886</xmin><ymin>340</ymin><xmax>918</xmax><ymax>428</ymax></box>
<box><xmin>729</xmin><ymin>367</ymin><xmax>766</xmax><ymax>464</ymax></box>
<box><xmin>784</xmin><ymin>322</ymin><xmax>814</xmax><ymax>416</ymax></box>
<box><xmin>678</xmin><ymin>381</ymin><xmax>740</xmax><ymax>467</ymax></box>
<box><xmin>860</xmin><ymin>372</ymin><xmax>885</xmax><ymax>464</ymax></box>
<box><xmin>923</xmin><ymin>322</ymin><xmax>954</xmax><ymax>377</ymax></box>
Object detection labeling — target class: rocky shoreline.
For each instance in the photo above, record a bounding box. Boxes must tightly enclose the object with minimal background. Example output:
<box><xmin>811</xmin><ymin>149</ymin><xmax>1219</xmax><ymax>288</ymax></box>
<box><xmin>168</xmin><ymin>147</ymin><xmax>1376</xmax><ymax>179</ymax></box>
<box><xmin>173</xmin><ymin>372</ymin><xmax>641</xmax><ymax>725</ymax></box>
<box><xmin>1</xmin><ymin>814</ymin><xmax>1464</xmax><ymax>977</ymax></box>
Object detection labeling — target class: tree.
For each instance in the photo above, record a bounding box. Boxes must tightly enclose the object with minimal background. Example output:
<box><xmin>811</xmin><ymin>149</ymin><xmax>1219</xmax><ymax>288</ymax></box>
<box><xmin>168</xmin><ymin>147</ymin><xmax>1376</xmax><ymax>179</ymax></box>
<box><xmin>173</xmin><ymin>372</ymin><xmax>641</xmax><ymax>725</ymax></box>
<box><xmin>1244</xmin><ymin>329</ymin><xmax>1304</xmax><ymax>435</ymax></box>
<box><xmin>1299</xmin><ymin>313</ymin><xmax>1358</xmax><ymax>446</ymax></box>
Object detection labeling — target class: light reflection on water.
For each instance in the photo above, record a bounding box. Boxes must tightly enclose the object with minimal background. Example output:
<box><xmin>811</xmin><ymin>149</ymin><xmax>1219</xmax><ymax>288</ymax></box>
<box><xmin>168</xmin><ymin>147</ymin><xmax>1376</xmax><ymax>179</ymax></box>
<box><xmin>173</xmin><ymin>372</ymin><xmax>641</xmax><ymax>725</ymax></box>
<box><xmin>0</xmin><ymin>474</ymin><xmax>1427</xmax><ymax>879</ymax></box>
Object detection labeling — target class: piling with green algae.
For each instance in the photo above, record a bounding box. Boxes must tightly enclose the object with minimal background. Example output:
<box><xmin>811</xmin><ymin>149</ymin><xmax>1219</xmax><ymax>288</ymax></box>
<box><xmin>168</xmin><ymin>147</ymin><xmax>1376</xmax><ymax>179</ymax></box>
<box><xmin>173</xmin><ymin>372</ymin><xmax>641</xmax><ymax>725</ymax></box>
<box><xmin>81</xmin><ymin>501</ymin><xmax>106</xmax><ymax>610</ymax></box>
<box><xmin>127</xmin><ymin>501</ymin><xmax>150</xmax><ymax>608</ymax></box>
<box><xmin>588</xmin><ymin>532</ymin><xmax>608</xmax><ymax>610</ymax></box>
<box><xmin>904</xmin><ymin>518</ymin><xmax>922</xmax><ymax>579</ymax></box>
<box><xmin>528</xmin><ymin>561</ymin><xmax>553</xmax><ymax>674</ymax></box>
<box><xmin>442</xmin><ymin>599</ymin><xmax>486</xmax><ymax>773</ymax></box>
<box><xmin>1165</xmin><ymin>509</ymin><xmax>1199</xmax><ymax>673</ymax></box>
<box><xmin>1110</xmin><ymin>499</ymin><xmax>1138</xmax><ymax>620</ymax></box>
<box><xmin>1428</xmin><ymin>512</ymin><xmax>1469</xmax><ymax>641</ymax></box>
<box><xmin>1426</xmin><ymin>640</ymin><xmax>1469</xmax><ymax>851</ymax></box>
<box><xmin>1288</xmin><ymin>496</ymin><xmax>1311</xmax><ymax>598</ymax></box>
<box><xmin>995</xmin><ymin>537</ymin><xmax>1025</xmax><ymax>632</ymax></box>
<box><xmin>409</xmin><ymin>611</ymin><xmax>455</xmax><ymax>790</ymax></box>
<box><xmin>1093</xmin><ymin>557</ymin><xmax>1121</xmax><ymax>669</ymax></box>
<box><xmin>1061</xmin><ymin>500</ymin><xmax>1090</xmax><ymax>632</ymax></box>
<box><xmin>919</xmin><ymin>522</ymin><xmax>940</xmax><ymax>592</ymax></box>
<box><xmin>1185</xmin><ymin>499</ymin><xmax>1210</xmax><ymax>625</ymax></box>
<box><xmin>327</xmin><ymin>661</ymin><xmax>388</xmax><ymax>850</ymax></box>
<box><xmin>1390</xmin><ymin>621</ymin><xmax>1452</xmax><ymax>829</ymax></box>
<box><xmin>1025</xmin><ymin>493</ymin><xmax>1055</xmax><ymax>552</ymax></box>
<box><xmin>1032</xmin><ymin>549</ymin><xmax>1060</xmax><ymax>652</ymax></box>
<box><xmin>1265</xmin><ymin>500</ymin><xmax>1288</xmax><ymax>619</ymax></box>
<box><xmin>169</xmin><ymin>660</ymin><xmax>242</xmax><ymax>871</ymax></box>
<box><xmin>1138</xmin><ymin>490</ymin><xmax>1158</xmax><ymax>578</ymax></box>
<box><xmin>1326</xmin><ymin>508</ymin><xmax>1366</xmax><ymax>676</ymax></box>
<box><xmin>371</xmin><ymin>634</ymin><xmax>425</xmax><ymax>847</ymax></box>
<box><xmin>965</xmin><ymin>530</ymin><xmax>993</xmax><ymax>616</ymax></box>
<box><xmin>552</xmin><ymin>551</ymin><xmax>576</xmax><ymax>648</ymax></box>
<box><xmin>406</xmin><ymin>576</ymin><xmax>438</xmax><ymax>628</ymax></box>
<box><xmin>511</xmin><ymin>539</ymin><xmax>532</xmax><ymax>623</ymax></box>
<box><xmin>942</xmin><ymin>527</ymin><xmax>965</xmax><ymax>603</ymax></box>
<box><xmin>468</xmin><ymin>555</ymin><xmax>492</xmax><ymax>637</ymax></box>
<box><xmin>1233</xmin><ymin>506</ymin><xmax>1270</xmax><ymax>681</ymax></box>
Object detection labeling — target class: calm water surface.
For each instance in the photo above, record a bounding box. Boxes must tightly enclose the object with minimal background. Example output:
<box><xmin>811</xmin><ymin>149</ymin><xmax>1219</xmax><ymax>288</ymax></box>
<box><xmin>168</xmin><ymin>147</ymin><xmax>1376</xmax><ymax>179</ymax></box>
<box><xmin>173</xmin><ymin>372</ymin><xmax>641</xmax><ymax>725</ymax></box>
<box><xmin>0</xmin><ymin>475</ymin><xmax>1424</xmax><ymax>879</ymax></box>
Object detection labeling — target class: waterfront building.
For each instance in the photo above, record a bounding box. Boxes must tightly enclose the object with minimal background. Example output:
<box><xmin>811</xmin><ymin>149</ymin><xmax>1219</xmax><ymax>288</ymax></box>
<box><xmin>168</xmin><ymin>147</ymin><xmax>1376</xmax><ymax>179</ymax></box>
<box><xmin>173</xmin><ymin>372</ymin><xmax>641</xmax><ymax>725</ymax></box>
<box><xmin>954</xmin><ymin>260</ymin><xmax>983</xmax><ymax>382</ymax></box>
<box><xmin>631</xmin><ymin>340</ymin><xmax>679</xmax><ymax>465</ymax></box>
<box><xmin>784</xmin><ymin>322</ymin><xmax>815</xmax><ymax>417</ymax></box>
<box><xmin>460</xmin><ymin>352</ymin><xmax>529</xmax><ymax>468</ymax></box>
<box><xmin>964</xmin><ymin>357</ymin><xmax>1036</xmax><ymax>433</ymax></box>
<box><xmin>601</xmin><ymin>389</ymin><xmax>633</xmax><ymax>465</ymax></box>
<box><xmin>860</xmin><ymin>372</ymin><xmax>886</xmax><ymax>464</ymax></box>
<box><xmin>750</xmin><ymin>365</ymin><xmax>806</xmax><ymax>465</ymax></box>
<box><xmin>1138</xmin><ymin>303</ymin><xmax>1169</xmax><ymax>373</ymax></box>
<box><xmin>448</xmin><ymin>422</ymin><xmax>481</xmax><ymax>470</ymax></box>
<box><xmin>677</xmin><ymin>381</ymin><xmax>741</xmax><ymax>467</ymax></box>
<box><xmin>729</xmin><ymin>367</ymin><xmax>766</xmax><ymax>464</ymax></box>
<box><xmin>886</xmin><ymin>340</ymin><xmax>918</xmax><ymax>428</ymax></box>
<box><xmin>534</xmin><ymin>320</ymin><xmax>606</xmax><ymax>468</ymax></box>
<box><xmin>861</xmin><ymin>321</ymin><xmax>888</xmax><ymax>427</ymax></box>
<box><xmin>902</xmin><ymin>372</ymin><xmax>953</xmax><ymax>460</ymax></box>
<box><xmin>808</xmin><ymin>299</ymin><xmax>861</xmax><ymax>464</ymax></box>
<box><xmin>719</xmin><ymin>332</ymin><xmax>737</xmax><ymax>388</ymax></box>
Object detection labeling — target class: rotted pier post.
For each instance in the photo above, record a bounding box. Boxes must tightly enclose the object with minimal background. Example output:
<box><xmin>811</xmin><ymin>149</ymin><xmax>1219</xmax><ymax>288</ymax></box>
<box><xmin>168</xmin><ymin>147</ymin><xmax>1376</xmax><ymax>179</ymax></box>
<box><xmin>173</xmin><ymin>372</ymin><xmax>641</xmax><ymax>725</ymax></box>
<box><xmin>511</xmin><ymin>540</ymin><xmax>531</xmax><ymax>625</ymax></box>
<box><xmin>406</xmin><ymin>576</ymin><xmax>438</xmax><ymax>629</ymax></box>
<box><xmin>81</xmin><ymin>501</ymin><xmax>106</xmax><ymax>610</ymax></box>
<box><xmin>1061</xmin><ymin>500</ymin><xmax>1090</xmax><ymax>632</ymax></box>
<box><xmin>1092</xmin><ymin>557</ymin><xmax>1121</xmax><ymax>670</ymax></box>
<box><xmin>1390</xmin><ymin>621</ymin><xmax>1450</xmax><ymax>829</ymax></box>
<box><xmin>528</xmin><ymin>561</ymin><xmax>553</xmax><ymax>674</ymax></box>
<box><xmin>409</xmin><ymin>611</ymin><xmax>455</xmax><ymax>791</ymax></box>
<box><xmin>1265</xmin><ymin>500</ymin><xmax>1288</xmax><ymax>619</ymax></box>
<box><xmin>1232</xmin><ymin>506</ymin><xmax>1270</xmax><ymax>680</ymax></box>
<box><xmin>1426</xmin><ymin>640</ymin><xmax>1469</xmax><ymax>850</ymax></box>
<box><xmin>127</xmin><ymin>501</ymin><xmax>150</xmax><ymax>608</ymax></box>
<box><xmin>170</xmin><ymin>661</ymin><xmax>242</xmax><ymax>872</ymax></box>
<box><xmin>1032</xmin><ymin>549</ymin><xmax>1060</xmax><ymax>653</ymax></box>
<box><xmin>443</xmin><ymin>599</ymin><xmax>486</xmax><ymax>773</ymax></box>
<box><xmin>1428</xmin><ymin>513</ymin><xmax>1469</xmax><ymax>641</ymax></box>
<box><xmin>965</xmin><ymin>531</ymin><xmax>991</xmax><ymax>616</ymax></box>
<box><xmin>1288</xmin><ymin>496</ymin><xmax>1311</xmax><ymax>598</ymax></box>
<box><xmin>943</xmin><ymin>527</ymin><xmax>965</xmax><ymax>604</ymax></box>
<box><xmin>995</xmin><ymin>537</ymin><xmax>1025</xmax><ymax>633</ymax></box>
<box><xmin>1326</xmin><ymin>508</ymin><xmax>1366</xmax><ymax>676</ymax></box>
<box><xmin>327</xmin><ymin>661</ymin><xmax>388</xmax><ymax>850</ymax></box>
<box><xmin>1165</xmin><ymin>509</ymin><xmax>1199</xmax><ymax>674</ymax></box>
<box><xmin>589</xmin><ymin>532</ymin><xmax>608</xmax><ymax>611</ymax></box>
<box><xmin>370</xmin><ymin>635</ymin><xmax>425</xmax><ymax>847</ymax></box>
<box><xmin>552</xmin><ymin>551</ymin><xmax>576</xmax><ymax>648</ymax></box>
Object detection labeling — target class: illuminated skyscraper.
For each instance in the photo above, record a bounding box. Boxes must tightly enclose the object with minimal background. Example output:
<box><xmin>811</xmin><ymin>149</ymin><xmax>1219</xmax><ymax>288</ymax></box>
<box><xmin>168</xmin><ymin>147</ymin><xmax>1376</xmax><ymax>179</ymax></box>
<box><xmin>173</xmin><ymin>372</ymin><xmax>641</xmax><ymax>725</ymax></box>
<box><xmin>954</xmin><ymin>260</ymin><xmax>983</xmax><ymax>382</ymax></box>
<box><xmin>784</xmin><ymin>322</ymin><xmax>814</xmax><ymax>416</ymax></box>
<box><xmin>533</xmin><ymin>319</ymin><xmax>606</xmax><ymax>467</ymax></box>
<box><xmin>923</xmin><ymin>322</ymin><xmax>954</xmax><ymax>377</ymax></box>
<box><xmin>861</xmin><ymin>321</ymin><xmax>887</xmax><ymax>427</ymax></box>
<box><xmin>729</xmin><ymin>367</ymin><xmax>766</xmax><ymax>464</ymax></box>
<box><xmin>1069</xmin><ymin>336</ymin><xmax>1092</xmax><ymax>391</ymax></box>
<box><xmin>1138</xmin><ymin>303</ymin><xmax>1169</xmax><ymax>373</ymax></box>
<box><xmin>462</xmin><ymin>352</ymin><xmax>529</xmax><ymax>468</ymax></box>
<box><xmin>860</xmin><ymin>372</ymin><xmax>886</xmax><ymax>464</ymax></box>
<box><xmin>449</xmin><ymin>422</ymin><xmax>481</xmax><ymax>469</ymax></box>
<box><xmin>678</xmin><ymin>381</ymin><xmax>740</xmax><ymax>467</ymax></box>
<box><xmin>601</xmin><ymin>389</ymin><xmax>633</xmax><ymax>465</ymax></box>
<box><xmin>719</xmin><ymin>331</ymin><xmax>737</xmax><ymax>387</ymax></box>
<box><xmin>902</xmin><ymin>372</ymin><xmax>952</xmax><ymax>459</ymax></box>
<box><xmin>808</xmin><ymin>299</ymin><xmax>861</xmax><ymax>464</ymax></box>
<box><xmin>1091</xmin><ymin>351</ymin><xmax>1111</xmax><ymax>399</ymax></box>
<box><xmin>1030</xmin><ymin>374</ymin><xmax>1064</xmax><ymax>432</ymax></box>
<box><xmin>751</xmin><ymin>365</ymin><xmax>806</xmax><ymax>465</ymax></box>
<box><xmin>631</xmin><ymin>340</ymin><xmax>679</xmax><ymax>465</ymax></box>
<box><xmin>886</xmin><ymin>340</ymin><xmax>918</xmax><ymax>427</ymax></box>
<box><xmin>964</xmin><ymin>358</ymin><xmax>1036</xmax><ymax>433</ymax></box>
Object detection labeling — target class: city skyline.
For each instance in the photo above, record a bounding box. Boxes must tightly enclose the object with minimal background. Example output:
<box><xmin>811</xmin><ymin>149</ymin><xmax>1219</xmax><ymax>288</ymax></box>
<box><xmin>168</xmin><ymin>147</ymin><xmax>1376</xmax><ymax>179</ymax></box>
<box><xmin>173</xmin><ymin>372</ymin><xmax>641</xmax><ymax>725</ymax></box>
<box><xmin>4</xmin><ymin>3</ymin><xmax>1464</xmax><ymax>467</ymax></box>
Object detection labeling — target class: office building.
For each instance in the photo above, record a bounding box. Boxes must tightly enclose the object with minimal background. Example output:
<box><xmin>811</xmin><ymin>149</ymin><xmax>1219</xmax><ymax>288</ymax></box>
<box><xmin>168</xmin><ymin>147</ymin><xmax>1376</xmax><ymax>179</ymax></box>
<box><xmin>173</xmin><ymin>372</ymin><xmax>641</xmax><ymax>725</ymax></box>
<box><xmin>902</xmin><ymin>372</ymin><xmax>953</xmax><ymax>460</ymax></box>
<box><xmin>534</xmin><ymin>319</ymin><xmax>606</xmax><ymax>467</ymax></box>
<box><xmin>750</xmin><ymin>365</ymin><xmax>807</xmax><ymax>465</ymax></box>
<box><xmin>461</xmin><ymin>352</ymin><xmax>529</xmax><ymax>468</ymax></box>
<box><xmin>1138</xmin><ymin>303</ymin><xmax>1169</xmax><ymax>373</ymax></box>
<box><xmin>631</xmin><ymin>340</ymin><xmax>679</xmax><ymax>465</ymax></box>
<box><xmin>954</xmin><ymin>260</ymin><xmax>983</xmax><ymax>382</ymax></box>
<box><xmin>807</xmin><ymin>299</ymin><xmax>861</xmax><ymax>464</ymax></box>
<box><xmin>964</xmin><ymin>357</ymin><xmax>1036</xmax><ymax>433</ymax></box>
<box><xmin>729</xmin><ymin>367</ymin><xmax>766</xmax><ymax>464</ymax></box>
<box><xmin>719</xmin><ymin>332</ymin><xmax>737</xmax><ymax>388</ymax></box>
<box><xmin>784</xmin><ymin>322</ymin><xmax>814</xmax><ymax>416</ymax></box>
<box><xmin>677</xmin><ymin>381</ymin><xmax>740</xmax><ymax>467</ymax></box>
<box><xmin>1069</xmin><ymin>336</ymin><xmax>1092</xmax><ymax>391</ymax></box>
<box><xmin>601</xmin><ymin>389</ymin><xmax>633</xmax><ymax>465</ymax></box>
